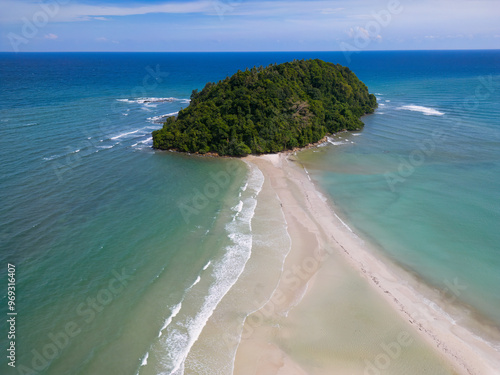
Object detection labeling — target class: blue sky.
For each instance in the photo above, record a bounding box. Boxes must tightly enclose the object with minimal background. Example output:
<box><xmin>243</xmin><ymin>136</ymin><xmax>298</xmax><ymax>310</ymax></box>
<box><xmin>1</xmin><ymin>0</ymin><xmax>499</xmax><ymax>52</ymax></box>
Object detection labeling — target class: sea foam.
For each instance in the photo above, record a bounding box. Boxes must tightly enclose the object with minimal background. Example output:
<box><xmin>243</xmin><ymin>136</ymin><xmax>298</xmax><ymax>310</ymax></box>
<box><xmin>131</xmin><ymin>137</ymin><xmax>153</xmax><ymax>148</ymax></box>
<box><xmin>326</xmin><ymin>136</ymin><xmax>350</xmax><ymax>146</ymax></box>
<box><xmin>110</xmin><ymin>130</ymin><xmax>141</xmax><ymax>140</ymax></box>
<box><xmin>158</xmin><ymin>303</ymin><xmax>182</xmax><ymax>338</ymax></box>
<box><xmin>140</xmin><ymin>352</ymin><xmax>149</xmax><ymax>366</ymax></box>
<box><xmin>158</xmin><ymin>163</ymin><xmax>263</xmax><ymax>375</ymax></box>
<box><xmin>399</xmin><ymin>105</ymin><xmax>445</xmax><ymax>116</ymax></box>
<box><xmin>147</xmin><ymin>112</ymin><xmax>179</xmax><ymax>124</ymax></box>
<box><xmin>116</xmin><ymin>97</ymin><xmax>190</xmax><ymax>104</ymax></box>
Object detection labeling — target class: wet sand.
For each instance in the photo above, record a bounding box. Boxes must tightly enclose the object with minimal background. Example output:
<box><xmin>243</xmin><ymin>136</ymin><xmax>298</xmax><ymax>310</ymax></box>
<box><xmin>232</xmin><ymin>153</ymin><xmax>500</xmax><ymax>375</ymax></box>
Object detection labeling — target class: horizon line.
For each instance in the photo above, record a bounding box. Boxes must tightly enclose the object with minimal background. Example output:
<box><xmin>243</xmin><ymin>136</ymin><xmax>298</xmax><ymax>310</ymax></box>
<box><xmin>1</xmin><ymin>48</ymin><xmax>500</xmax><ymax>54</ymax></box>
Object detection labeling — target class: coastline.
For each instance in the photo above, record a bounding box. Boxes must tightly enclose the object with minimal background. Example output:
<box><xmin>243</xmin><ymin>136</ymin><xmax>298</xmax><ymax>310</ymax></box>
<box><xmin>233</xmin><ymin>152</ymin><xmax>500</xmax><ymax>375</ymax></box>
<box><xmin>155</xmin><ymin>134</ymin><xmax>333</xmax><ymax>158</ymax></box>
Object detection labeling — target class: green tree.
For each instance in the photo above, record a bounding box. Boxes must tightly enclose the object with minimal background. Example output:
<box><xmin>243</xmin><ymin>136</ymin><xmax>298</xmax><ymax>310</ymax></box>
<box><xmin>152</xmin><ymin>59</ymin><xmax>377</xmax><ymax>156</ymax></box>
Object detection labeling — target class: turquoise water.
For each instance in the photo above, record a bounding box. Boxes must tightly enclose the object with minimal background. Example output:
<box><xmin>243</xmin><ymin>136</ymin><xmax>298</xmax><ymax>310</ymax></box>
<box><xmin>299</xmin><ymin>51</ymin><xmax>500</xmax><ymax>331</ymax></box>
<box><xmin>0</xmin><ymin>53</ymin><xmax>254</xmax><ymax>374</ymax></box>
<box><xmin>1</xmin><ymin>51</ymin><xmax>499</xmax><ymax>374</ymax></box>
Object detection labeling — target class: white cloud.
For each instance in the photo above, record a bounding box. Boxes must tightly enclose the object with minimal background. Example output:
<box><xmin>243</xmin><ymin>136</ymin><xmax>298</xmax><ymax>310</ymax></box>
<box><xmin>320</xmin><ymin>7</ymin><xmax>344</xmax><ymax>15</ymax></box>
<box><xmin>3</xmin><ymin>0</ymin><xmax>496</xmax><ymax>27</ymax></box>
<box><xmin>1</xmin><ymin>0</ymin><xmax>498</xmax><ymax>51</ymax></box>
<box><xmin>347</xmin><ymin>26</ymin><xmax>382</xmax><ymax>41</ymax></box>
<box><xmin>0</xmin><ymin>0</ymin><xmax>215</xmax><ymax>23</ymax></box>
<box><xmin>205</xmin><ymin>1</ymin><xmax>350</xmax><ymax>18</ymax></box>
<box><xmin>44</xmin><ymin>33</ymin><xmax>58</xmax><ymax>39</ymax></box>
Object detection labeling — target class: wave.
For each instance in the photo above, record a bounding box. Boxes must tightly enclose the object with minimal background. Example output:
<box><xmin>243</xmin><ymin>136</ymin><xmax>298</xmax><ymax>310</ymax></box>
<box><xmin>147</xmin><ymin>112</ymin><xmax>179</xmax><ymax>124</ymax></box>
<box><xmin>17</xmin><ymin>122</ymin><xmax>38</xmax><ymax>129</ymax></box>
<box><xmin>191</xmin><ymin>276</ymin><xmax>201</xmax><ymax>288</ymax></box>
<box><xmin>398</xmin><ymin>105</ymin><xmax>445</xmax><ymax>116</ymax></box>
<box><xmin>41</xmin><ymin>101</ymin><xmax>185</xmax><ymax>166</ymax></box>
<box><xmin>116</xmin><ymin>97</ymin><xmax>190</xmax><ymax>104</ymax></box>
<box><xmin>45</xmin><ymin>125</ymin><xmax>153</xmax><ymax>162</ymax></box>
<box><xmin>140</xmin><ymin>352</ymin><xmax>149</xmax><ymax>367</ymax></box>
<box><xmin>302</xmin><ymin>166</ymin><xmax>312</xmax><ymax>181</ymax></box>
<box><xmin>43</xmin><ymin>154</ymin><xmax>64</xmax><ymax>161</ymax></box>
<box><xmin>158</xmin><ymin>162</ymin><xmax>263</xmax><ymax>375</ymax></box>
<box><xmin>326</xmin><ymin>137</ymin><xmax>350</xmax><ymax>146</ymax></box>
<box><xmin>107</xmin><ymin>126</ymin><xmax>155</xmax><ymax>145</ymax></box>
<box><xmin>110</xmin><ymin>130</ymin><xmax>141</xmax><ymax>140</ymax></box>
<box><xmin>231</xmin><ymin>200</ymin><xmax>244</xmax><ymax>221</ymax></box>
<box><xmin>42</xmin><ymin>144</ymin><xmax>104</xmax><ymax>162</ymax></box>
<box><xmin>232</xmin><ymin>200</ymin><xmax>244</xmax><ymax>215</ymax></box>
<box><xmin>131</xmin><ymin>137</ymin><xmax>152</xmax><ymax>148</ymax></box>
<box><xmin>422</xmin><ymin>297</ymin><xmax>457</xmax><ymax>325</ymax></box>
<box><xmin>315</xmin><ymin>190</ymin><xmax>328</xmax><ymax>202</ymax></box>
<box><xmin>202</xmin><ymin>261</ymin><xmax>211</xmax><ymax>271</ymax></box>
<box><xmin>334</xmin><ymin>212</ymin><xmax>353</xmax><ymax>233</ymax></box>
<box><xmin>117</xmin><ymin>97</ymin><xmax>173</xmax><ymax>104</ymax></box>
<box><xmin>158</xmin><ymin>303</ymin><xmax>182</xmax><ymax>338</ymax></box>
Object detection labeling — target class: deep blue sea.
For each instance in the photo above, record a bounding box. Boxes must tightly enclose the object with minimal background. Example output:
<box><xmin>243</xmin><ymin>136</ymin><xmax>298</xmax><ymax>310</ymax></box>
<box><xmin>1</xmin><ymin>51</ymin><xmax>499</xmax><ymax>374</ymax></box>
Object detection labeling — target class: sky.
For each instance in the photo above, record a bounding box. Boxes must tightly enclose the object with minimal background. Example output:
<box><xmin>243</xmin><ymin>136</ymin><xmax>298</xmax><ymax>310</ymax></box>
<box><xmin>0</xmin><ymin>0</ymin><xmax>499</xmax><ymax>52</ymax></box>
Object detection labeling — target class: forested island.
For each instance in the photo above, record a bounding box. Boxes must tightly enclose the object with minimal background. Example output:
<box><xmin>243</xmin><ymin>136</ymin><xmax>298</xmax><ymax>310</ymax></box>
<box><xmin>152</xmin><ymin>59</ymin><xmax>377</xmax><ymax>156</ymax></box>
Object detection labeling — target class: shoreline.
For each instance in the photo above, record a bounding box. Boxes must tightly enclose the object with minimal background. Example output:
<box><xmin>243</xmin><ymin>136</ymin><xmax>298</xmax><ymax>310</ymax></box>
<box><xmin>152</xmin><ymin>131</ymin><xmax>343</xmax><ymax>158</ymax></box>
<box><xmin>233</xmin><ymin>151</ymin><xmax>500</xmax><ymax>374</ymax></box>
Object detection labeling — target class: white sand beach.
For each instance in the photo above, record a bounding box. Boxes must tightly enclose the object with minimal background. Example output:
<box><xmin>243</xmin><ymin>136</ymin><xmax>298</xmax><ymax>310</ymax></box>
<box><xmin>230</xmin><ymin>152</ymin><xmax>500</xmax><ymax>375</ymax></box>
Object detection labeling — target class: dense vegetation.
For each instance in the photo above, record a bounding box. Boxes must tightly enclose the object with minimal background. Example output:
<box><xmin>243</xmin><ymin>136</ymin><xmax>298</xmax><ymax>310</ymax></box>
<box><xmin>152</xmin><ymin>59</ymin><xmax>377</xmax><ymax>156</ymax></box>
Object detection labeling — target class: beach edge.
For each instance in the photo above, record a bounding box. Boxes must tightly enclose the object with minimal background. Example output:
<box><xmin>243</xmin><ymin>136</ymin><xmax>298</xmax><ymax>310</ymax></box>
<box><xmin>234</xmin><ymin>151</ymin><xmax>500</xmax><ymax>375</ymax></box>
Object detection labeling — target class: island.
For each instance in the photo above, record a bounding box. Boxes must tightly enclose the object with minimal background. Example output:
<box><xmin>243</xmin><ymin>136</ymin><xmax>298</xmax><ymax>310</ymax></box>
<box><xmin>152</xmin><ymin>59</ymin><xmax>377</xmax><ymax>156</ymax></box>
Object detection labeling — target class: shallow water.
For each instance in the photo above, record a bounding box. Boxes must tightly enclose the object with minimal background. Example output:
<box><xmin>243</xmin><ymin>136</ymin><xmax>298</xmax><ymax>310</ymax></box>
<box><xmin>298</xmin><ymin>50</ymin><xmax>500</xmax><ymax>334</ymax></box>
<box><xmin>1</xmin><ymin>51</ymin><xmax>498</xmax><ymax>374</ymax></box>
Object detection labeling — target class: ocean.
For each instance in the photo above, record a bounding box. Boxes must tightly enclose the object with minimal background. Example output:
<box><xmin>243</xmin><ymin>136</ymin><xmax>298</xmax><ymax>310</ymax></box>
<box><xmin>1</xmin><ymin>50</ymin><xmax>499</xmax><ymax>374</ymax></box>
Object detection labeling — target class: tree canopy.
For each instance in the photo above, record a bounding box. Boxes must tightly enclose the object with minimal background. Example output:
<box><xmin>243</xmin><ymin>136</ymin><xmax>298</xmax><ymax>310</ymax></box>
<box><xmin>152</xmin><ymin>59</ymin><xmax>377</xmax><ymax>156</ymax></box>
